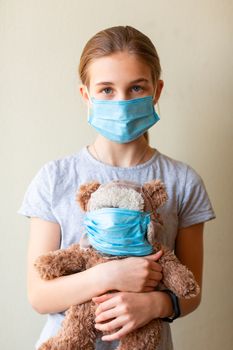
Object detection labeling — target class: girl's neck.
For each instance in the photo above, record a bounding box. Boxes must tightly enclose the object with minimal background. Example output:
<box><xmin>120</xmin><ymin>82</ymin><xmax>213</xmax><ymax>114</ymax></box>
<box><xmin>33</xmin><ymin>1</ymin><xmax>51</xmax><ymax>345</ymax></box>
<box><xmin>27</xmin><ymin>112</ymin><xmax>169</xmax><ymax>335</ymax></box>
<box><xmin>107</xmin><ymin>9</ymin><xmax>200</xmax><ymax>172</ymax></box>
<box><xmin>89</xmin><ymin>135</ymin><xmax>155</xmax><ymax>167</ymax></box>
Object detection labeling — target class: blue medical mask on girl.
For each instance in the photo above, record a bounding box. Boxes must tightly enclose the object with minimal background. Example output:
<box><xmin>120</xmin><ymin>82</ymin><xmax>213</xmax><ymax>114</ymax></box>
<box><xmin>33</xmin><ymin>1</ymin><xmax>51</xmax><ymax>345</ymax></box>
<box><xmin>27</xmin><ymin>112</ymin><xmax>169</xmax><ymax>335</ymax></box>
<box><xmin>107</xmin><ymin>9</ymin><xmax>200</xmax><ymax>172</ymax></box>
<box><xmin>85</xmin><ymin>88</ymin><xmax>160</xmax><ymax>143</ymax></box>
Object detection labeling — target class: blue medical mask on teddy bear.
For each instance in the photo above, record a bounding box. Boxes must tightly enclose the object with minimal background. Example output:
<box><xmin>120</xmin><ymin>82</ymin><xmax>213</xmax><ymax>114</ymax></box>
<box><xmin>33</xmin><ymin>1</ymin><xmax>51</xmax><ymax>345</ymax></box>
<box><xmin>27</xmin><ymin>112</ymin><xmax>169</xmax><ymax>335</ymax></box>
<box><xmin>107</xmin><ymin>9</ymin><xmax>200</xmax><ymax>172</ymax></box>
<box><xmin>84</xmin><ymin>207</ymin><xmax>153</xmax><ymax>256</ymax></box>
<box><xmin>86</xmin><ymin>88</ymin><xmax>160</xmax><ymax>143</ymax></box>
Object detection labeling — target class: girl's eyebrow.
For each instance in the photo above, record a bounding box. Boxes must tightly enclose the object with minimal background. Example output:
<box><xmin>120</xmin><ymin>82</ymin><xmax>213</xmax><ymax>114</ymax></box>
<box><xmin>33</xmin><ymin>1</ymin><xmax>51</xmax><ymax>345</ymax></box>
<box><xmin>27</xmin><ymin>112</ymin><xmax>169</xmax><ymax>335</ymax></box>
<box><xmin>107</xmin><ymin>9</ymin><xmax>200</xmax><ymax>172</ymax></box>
<box><xmin>130</xmin><ymin>78</ymin><xmax>150</xmax><ymax>84</ymax></box>
<box><xmin>95</xmin><ymin>78</ymin><xmax>150</xmax><ymax>86</ymax></box>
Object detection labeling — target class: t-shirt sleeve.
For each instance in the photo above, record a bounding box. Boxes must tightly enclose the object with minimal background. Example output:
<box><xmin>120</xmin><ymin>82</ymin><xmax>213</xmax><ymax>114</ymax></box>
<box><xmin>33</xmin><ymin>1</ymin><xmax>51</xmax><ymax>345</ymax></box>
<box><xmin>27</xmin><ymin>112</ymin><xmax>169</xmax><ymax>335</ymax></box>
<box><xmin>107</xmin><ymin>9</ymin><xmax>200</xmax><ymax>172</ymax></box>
<box><xmin>178</xmin><ymin>165</ymin><xmax>216</xmax><ymax>228</ymax></box>
<box><xmin>17</xmin><ymin>162</ymin><xmax>58</xmax><ymax>223</ymax></box>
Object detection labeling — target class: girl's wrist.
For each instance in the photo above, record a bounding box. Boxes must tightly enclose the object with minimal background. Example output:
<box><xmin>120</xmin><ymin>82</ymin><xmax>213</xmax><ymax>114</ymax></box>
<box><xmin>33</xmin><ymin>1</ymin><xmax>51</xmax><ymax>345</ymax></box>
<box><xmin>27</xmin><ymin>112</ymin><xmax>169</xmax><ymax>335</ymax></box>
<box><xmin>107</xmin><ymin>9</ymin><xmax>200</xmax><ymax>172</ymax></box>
<box><xmin>149</xmin><ymin>291</ymin><xmax>174</xmax><ymax>319</ymax></box>
<box><xmin>89</xmin><ymin>263</ymin><xmax>110</xmax><ymax>295</ymax></box>
<box><xmin>95</xmin><ymin>260</ymin><xmax>119</xmax><ymax>293</ymax></box>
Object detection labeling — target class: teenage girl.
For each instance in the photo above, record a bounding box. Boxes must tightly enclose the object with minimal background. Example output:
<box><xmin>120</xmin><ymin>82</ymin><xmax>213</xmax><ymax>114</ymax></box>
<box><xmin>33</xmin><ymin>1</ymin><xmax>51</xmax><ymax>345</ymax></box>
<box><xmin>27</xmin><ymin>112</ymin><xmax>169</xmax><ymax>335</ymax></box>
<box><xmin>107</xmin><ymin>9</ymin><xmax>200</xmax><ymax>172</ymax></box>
<box><xmin>19</xmin><ymin>26</ymin><xmax>215</xmax><ymax>350</ymax></box>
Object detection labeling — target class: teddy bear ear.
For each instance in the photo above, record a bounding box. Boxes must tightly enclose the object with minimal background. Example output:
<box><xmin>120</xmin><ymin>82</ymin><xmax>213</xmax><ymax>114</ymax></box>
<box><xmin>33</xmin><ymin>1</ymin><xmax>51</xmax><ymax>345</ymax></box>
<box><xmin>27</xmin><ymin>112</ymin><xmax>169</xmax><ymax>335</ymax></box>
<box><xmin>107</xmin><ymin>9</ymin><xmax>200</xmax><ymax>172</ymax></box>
<box><xmin>76</xmin><ymin>181</ymin><xmax>101</xmax><ymax>211</ymax></box>
<box><xmin>142</xmin><ymin>179</ymin><xmax>168</xmax><ymax>209</ymax></box>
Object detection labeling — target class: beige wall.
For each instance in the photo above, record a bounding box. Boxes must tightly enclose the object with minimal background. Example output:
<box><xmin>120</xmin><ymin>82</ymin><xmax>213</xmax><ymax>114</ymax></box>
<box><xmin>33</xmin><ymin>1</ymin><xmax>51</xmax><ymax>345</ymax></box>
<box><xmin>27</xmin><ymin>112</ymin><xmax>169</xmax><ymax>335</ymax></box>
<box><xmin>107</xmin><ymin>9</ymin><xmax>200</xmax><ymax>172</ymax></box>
<box><xmin>1</xmin><ymin>0</ymin><xmax>232</xmax><ymax>349</ymax></box>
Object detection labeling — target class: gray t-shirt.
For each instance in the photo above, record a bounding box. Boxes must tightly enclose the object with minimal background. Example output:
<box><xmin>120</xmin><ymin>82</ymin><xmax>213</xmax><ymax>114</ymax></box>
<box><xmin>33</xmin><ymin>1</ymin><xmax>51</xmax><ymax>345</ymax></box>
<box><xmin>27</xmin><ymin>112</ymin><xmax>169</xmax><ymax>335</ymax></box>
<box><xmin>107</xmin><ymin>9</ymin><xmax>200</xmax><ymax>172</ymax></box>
<box><xmin>18</xmin><ymin>146</ymin><xmax>216</xmax><ymax>350</ymax></box>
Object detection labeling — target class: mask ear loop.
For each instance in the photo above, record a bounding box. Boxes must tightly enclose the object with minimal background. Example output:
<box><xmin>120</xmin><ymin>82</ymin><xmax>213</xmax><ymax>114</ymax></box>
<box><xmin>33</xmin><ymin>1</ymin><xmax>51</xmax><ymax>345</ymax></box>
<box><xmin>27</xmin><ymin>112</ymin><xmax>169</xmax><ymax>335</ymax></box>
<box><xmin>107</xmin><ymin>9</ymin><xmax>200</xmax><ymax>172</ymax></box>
<box><xmin>153</xmin><ymin>85</ymin><xmax>161</xmax><ymax>117</ymax></box>
<box><xmin>157</xmin><ymin>100</ymin><xmax>161</xmax><ymax>116</ymax></box>
<box><xmin>85</xmin><ymin>87</ymin><xmax>92</xmax><ymax>103</ymax></box>
<box><xmin>85</xmin><ymin>87</ymin><xmax>93</xmax><ymax>118</ymax></box>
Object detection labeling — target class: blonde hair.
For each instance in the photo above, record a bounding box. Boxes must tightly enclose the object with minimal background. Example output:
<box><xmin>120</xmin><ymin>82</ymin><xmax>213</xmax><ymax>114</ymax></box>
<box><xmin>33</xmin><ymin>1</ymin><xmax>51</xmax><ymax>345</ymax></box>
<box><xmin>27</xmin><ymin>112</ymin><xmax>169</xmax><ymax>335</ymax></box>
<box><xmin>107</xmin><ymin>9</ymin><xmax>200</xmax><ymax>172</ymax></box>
<box><xmin>78</xmin><ymin>25</ymin><xmax>162</xmax><ymax>143</ymax></box>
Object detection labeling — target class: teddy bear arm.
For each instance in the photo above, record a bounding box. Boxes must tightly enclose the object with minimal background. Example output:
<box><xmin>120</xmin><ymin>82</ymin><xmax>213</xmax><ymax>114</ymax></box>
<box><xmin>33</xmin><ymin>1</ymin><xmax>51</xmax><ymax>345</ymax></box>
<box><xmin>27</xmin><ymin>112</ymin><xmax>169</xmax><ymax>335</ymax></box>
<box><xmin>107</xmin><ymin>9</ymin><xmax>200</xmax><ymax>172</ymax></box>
<box><xmin>159</xmin><ymin>245</ymin><xmax>200</xmax><ymax>298</ymax></box>
<box><xmin>34</xmin><ymin>243</ymin><xmax>86</xmax><ymax>280</ymax></box>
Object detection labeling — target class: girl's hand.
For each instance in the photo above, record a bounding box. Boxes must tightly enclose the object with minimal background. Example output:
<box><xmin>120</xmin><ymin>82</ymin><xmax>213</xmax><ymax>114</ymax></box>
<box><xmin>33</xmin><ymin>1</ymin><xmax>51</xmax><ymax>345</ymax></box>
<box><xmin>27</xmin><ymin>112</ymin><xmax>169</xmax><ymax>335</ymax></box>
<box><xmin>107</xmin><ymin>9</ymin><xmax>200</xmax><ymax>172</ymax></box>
<box><xmin>102</xmin><ymin>251</ymin><xmax>163</xmax><ymax>293</ymax></box>
<box><xmin>92</xmin><ymin>291</ymin><xmax>162</xmax><ymax>341</ymax></box>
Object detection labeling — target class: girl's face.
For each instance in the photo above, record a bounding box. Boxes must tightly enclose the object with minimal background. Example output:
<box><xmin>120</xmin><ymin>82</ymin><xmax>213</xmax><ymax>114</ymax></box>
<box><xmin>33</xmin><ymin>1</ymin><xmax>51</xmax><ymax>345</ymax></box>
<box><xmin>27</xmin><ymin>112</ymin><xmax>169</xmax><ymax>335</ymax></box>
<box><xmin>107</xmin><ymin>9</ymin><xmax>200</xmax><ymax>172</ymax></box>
<box><xmin>80</xmin><ymin>51</ymin><xmax>163</xmax><ymax>105</ymax></box>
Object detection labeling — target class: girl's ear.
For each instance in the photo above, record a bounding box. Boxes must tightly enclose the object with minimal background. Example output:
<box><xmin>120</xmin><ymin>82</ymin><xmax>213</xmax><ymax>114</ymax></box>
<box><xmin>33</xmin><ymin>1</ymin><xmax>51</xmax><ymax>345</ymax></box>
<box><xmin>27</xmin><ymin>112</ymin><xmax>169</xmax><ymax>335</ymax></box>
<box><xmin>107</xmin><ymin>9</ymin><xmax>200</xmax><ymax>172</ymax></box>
<box><xmin>153</xmin><ymin>79</ymin><xmax>164</xmax><ymax>105</ymax></box>
<box><xmin>76</xmin><ymin>181</ymin><xmax>101</xmax><ymax>211</ymax></box>
<box><xmin>142</xmin><ymin>179</ymin><xmax>168</xmax><ymax>209</ymax></box>
<box><xmin>79</xmin><ymin>84</ymin><xmax>90</xmax><ymax>106</ymax></box>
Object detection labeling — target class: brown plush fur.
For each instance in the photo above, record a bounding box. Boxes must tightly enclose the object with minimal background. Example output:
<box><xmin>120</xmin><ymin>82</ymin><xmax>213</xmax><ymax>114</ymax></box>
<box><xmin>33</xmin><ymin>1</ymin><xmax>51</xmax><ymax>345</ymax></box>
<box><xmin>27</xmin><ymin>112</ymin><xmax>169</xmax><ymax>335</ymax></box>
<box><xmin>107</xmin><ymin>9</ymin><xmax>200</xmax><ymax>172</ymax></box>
<box><xmin>35</xmin><ymin>180</ymin><xmax>200</xmax><ymax>350</ymax></box>
<box><xmin>76</xmin><ymin>181</ymin><xmax>101</xmax><ymax>212</ymax></box>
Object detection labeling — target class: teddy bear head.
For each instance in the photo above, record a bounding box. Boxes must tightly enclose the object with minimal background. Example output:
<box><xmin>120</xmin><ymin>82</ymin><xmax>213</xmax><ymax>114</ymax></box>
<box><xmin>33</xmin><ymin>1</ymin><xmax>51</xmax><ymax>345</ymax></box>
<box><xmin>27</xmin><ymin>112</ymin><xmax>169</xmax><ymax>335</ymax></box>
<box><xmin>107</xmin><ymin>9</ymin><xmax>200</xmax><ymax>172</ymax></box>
<box><xmin>76</xmin><ymin>179</ymin><xmax>168</xmax><ymax>250</ymax></box>
<box><xmin>76</xmin><ymin>179</ymin><xmax>167</xmax><ymax>211</ymax></box>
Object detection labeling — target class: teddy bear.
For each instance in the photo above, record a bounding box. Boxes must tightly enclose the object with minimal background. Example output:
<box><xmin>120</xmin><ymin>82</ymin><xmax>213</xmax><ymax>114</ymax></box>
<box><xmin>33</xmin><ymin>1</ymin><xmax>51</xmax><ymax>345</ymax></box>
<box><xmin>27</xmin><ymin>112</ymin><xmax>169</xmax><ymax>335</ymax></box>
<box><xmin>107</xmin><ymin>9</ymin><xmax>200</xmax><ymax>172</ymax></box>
<box><xmin>35</xmin><ymin>179</ymin><xmax>200</xmax><ymax>350</ymax></box>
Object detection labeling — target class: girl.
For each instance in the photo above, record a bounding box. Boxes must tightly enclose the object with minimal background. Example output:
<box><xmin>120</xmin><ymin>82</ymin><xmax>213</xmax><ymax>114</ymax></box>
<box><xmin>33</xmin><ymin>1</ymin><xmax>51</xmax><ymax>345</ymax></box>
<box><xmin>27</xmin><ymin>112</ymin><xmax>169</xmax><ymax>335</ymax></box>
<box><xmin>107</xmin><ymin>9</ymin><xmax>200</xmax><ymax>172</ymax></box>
<box><xmin>18</xmin><ymin>26</ymin><xmax>215</xmax><ymax>350</ymax></box>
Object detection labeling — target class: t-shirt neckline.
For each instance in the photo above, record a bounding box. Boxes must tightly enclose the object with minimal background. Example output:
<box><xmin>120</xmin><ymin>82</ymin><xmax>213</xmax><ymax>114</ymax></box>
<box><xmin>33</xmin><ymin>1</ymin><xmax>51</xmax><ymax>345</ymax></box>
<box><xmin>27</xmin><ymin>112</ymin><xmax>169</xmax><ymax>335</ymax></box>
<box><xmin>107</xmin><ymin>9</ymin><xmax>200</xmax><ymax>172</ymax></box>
<box><xmin>83</xmin><ymin>145</ymin><xmax>159</xmax><ymax>171</ymax></box>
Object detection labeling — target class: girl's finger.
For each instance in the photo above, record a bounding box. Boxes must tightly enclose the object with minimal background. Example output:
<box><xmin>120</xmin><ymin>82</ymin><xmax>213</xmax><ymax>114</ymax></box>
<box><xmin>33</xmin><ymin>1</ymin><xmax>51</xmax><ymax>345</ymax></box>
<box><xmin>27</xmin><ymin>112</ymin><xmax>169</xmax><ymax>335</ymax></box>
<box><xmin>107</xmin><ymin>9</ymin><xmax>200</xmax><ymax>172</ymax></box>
<box><xmin>148</xmin><ymin>271</ymin><xmax>163</xmax><ymax>281</ymax></box>
<box><xmin>92</xmin><ymin>293</ymin><xmax>118</xmax><ymax>304</ymax></box>
<box><xmin>101</xmin><ymin>323</ymin><xmax>132</xmax><ymax>341</ymax></box>
<box><xmin>143</xmin><ymin>286</ymin><xmax>155</xmax><ymax>292</ymax></box>
<box><xmin>95</xmin><ymin>306</ymin><xmax>120</xmax><ymax>323</ymax></box>
<box><xmin>145</xmin><ymin>250</ymin><xmax>163</xmax><ymax>261</ymax></box>
<box><xmin>145</xmin><ymin>279</ymin><xmax>161</xmax><ymax>288</ymax></box>
<box><xmin>149</xmin><ymin>261</ymin><xmax>163</xmax><ymax>272</ymax></box>
<box><xmin>94</xmin><ymin>296</ymin><xmax>119</xmax><ymax>315</ymax></box>
<box><xmin>95</xmin><ymin>315</ymin><xmax>126</xmax><ymax>333</ymax></box>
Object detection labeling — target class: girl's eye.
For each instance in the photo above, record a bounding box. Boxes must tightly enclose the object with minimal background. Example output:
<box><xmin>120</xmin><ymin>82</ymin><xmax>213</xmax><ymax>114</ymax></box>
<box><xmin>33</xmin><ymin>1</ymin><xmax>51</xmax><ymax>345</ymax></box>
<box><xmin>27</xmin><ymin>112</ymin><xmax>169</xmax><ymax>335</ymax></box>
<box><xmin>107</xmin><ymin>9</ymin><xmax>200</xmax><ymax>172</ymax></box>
<box><xmin>101</xmin><ymin>87</ymin><xmax>113</xmax><ymax>94</ymax></box>
<box><xmin>131</xmin><ymin>85</ymin><xmax>143</xmax><ymax>92</ymax></box>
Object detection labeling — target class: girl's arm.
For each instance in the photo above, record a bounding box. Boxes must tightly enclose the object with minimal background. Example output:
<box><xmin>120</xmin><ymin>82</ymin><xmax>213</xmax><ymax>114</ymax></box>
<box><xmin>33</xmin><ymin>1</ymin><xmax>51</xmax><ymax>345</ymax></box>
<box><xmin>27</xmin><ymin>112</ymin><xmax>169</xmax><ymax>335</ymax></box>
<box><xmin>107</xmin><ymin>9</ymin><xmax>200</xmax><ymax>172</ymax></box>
<box><xmin>148</xmin><ymin>222</ymin><xmax>203</xmax><ymax>319</ymax></box>
<box><xmin>28</xmin><ymin>218</ymin><xmax>163</xmax><ymax>315</ymax></box>
<box><xmin>150</xmin><ymin>222</ymin><xmax>204</xmax><ymax>318</ymax></box>
<box><xmin>174</xmin><ymin>222</ymin><xmax>204</xmax><ymax>316</ymax></box>
<box><xmin>27</xmin><ymin>218</ymin><xmax>111</xmax><ymax>314</ymax></box>
<box><xmin>93</xmin><ymin>222</ymin><xmax>204</xmax><ymax>341</ymax></box>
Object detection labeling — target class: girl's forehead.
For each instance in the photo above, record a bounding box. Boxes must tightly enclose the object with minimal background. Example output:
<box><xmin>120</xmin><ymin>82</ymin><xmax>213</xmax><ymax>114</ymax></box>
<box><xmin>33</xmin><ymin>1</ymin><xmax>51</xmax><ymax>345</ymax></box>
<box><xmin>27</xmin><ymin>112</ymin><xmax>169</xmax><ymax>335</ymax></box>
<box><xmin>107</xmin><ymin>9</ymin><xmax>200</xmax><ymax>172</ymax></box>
<box><xmin>88</xmin><ymin>52</ymin><xmax>152</xmax><ymax>86</ymax></box>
